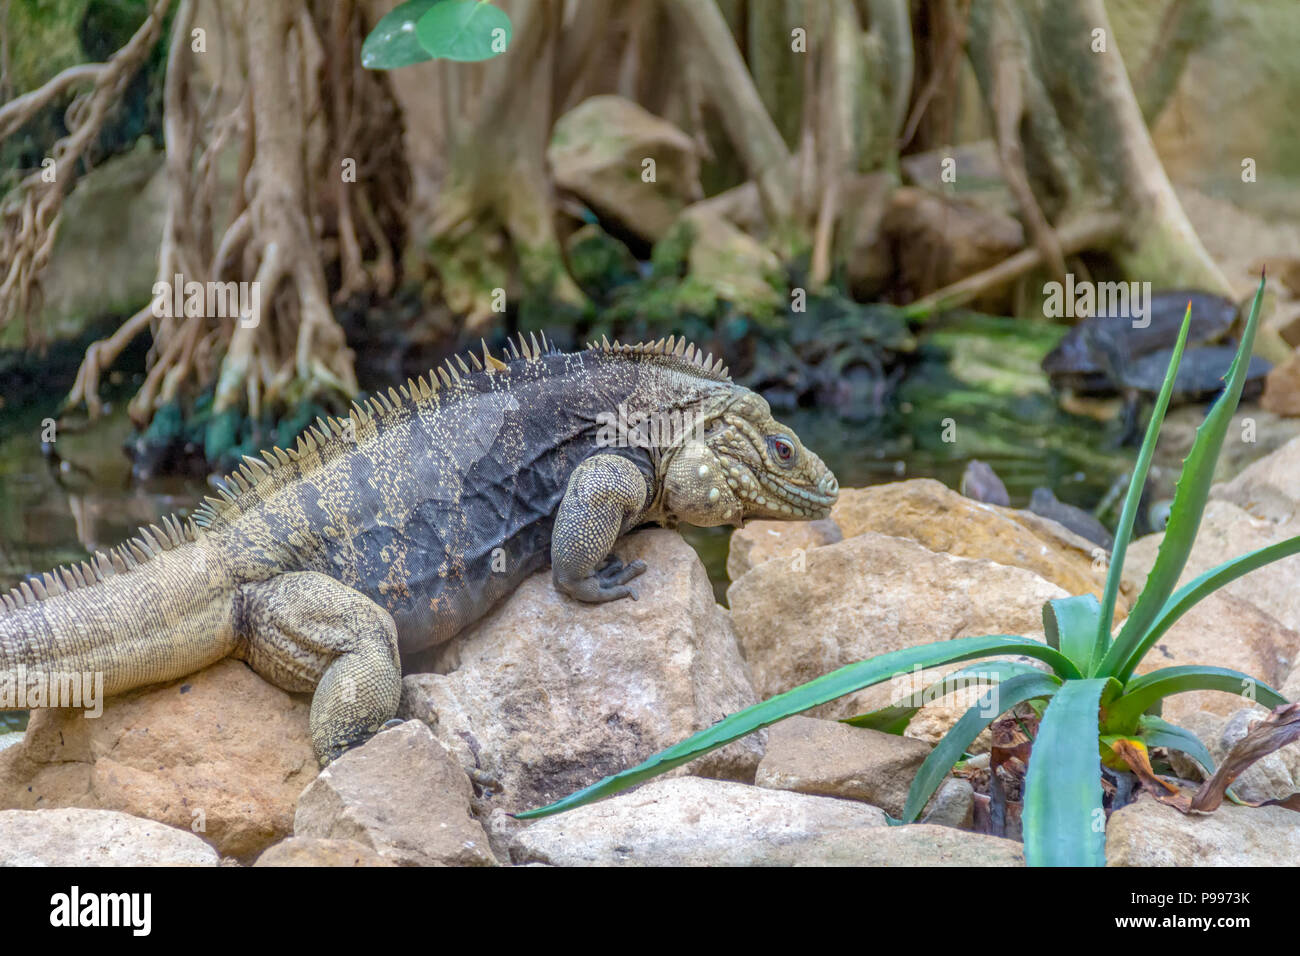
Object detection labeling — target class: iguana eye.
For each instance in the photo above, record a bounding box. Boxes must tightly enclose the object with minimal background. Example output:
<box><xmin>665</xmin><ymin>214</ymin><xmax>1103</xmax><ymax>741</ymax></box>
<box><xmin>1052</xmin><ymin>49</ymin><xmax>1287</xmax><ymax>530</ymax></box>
<box><xmin>769</xmin><ymin>436</ymin><xmax>796</xmax><ymax>466</ymax></box>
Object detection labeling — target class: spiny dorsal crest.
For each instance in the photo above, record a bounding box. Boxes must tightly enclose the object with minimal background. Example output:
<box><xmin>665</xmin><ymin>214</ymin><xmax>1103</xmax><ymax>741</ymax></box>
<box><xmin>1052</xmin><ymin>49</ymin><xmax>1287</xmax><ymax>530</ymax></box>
<box><xmin>189</xmin><ymin>331</ymin><xmax>565</xmax><ymax>531</ymax></box>
<box><xmin>0</xmin><ymin>513</ymin><xmax>198</xmax><ymax>616</ymax></box>
<box><xmin>585</xmin><ymin>334</ymin><xmax>731</xmax><ymax>382</ymax></box>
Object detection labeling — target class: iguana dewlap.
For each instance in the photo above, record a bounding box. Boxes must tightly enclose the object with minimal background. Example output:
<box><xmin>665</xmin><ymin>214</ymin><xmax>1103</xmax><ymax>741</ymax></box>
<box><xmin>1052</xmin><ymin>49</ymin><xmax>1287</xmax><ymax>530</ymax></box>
<box><xmin>0</xmin><ymin>335</ymin><xmax>839</xmax><ymax>764</ymax></box>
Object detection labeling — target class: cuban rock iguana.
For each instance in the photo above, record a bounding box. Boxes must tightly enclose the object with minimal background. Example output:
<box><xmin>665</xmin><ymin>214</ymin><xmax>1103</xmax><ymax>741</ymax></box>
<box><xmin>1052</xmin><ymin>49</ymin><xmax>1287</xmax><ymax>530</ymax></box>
<box><xmin>0</xmin><ymin>334</ymin><xmax>839</xmax><ymax>764</ymax></box>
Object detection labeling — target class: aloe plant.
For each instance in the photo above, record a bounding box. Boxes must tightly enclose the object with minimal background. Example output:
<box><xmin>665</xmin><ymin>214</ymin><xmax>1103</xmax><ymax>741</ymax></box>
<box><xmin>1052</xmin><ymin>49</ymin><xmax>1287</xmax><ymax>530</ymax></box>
<box><xmin>518</xmin><ymin>275</ymin><xmax>1300</xmax><ymax>866</ymax></box>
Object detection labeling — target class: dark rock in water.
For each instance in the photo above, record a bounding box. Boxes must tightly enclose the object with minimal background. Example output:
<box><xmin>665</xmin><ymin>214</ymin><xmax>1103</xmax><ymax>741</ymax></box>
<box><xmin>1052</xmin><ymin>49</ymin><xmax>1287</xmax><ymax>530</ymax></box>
<box><xmin>1043</xmin><ymin>290</ymin><xmax>1238</xmax><ymax>395</ymax></box>
<box><xmin>1028</xmin><ymin>487</ymin><xmax>1113</xmax><ymax>550</ymax></box>
<box><xmin>1115</xmin><ymin>345</ymin><xmax>1271</xmax><ymax>403</ymax></box>
<box><xmin>960</xmin><ymin>459</ymin><xmax>1010</xmax><ymax>507</ymax></box>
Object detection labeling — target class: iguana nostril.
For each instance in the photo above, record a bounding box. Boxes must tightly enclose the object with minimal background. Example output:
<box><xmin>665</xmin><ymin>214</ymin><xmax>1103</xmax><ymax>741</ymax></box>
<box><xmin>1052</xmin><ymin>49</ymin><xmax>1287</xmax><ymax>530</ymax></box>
<box><xmin>820</xmin><ymin>474</ymin><xmax>839</xmax><ymax>496</ymax></box>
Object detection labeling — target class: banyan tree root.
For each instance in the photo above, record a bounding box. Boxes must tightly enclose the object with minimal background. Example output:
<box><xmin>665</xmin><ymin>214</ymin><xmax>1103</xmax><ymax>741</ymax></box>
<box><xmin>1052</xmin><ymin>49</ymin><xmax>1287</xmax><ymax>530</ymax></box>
<box><xmin>55</xmin><ymin>0</ymin><xmax>406</xmax><ymax>430</ymax></box>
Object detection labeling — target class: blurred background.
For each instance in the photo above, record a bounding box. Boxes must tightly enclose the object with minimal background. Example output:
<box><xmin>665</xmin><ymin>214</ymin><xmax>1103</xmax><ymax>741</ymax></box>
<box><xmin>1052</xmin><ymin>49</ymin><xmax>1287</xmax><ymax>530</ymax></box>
<box><xmin>3</xmin><ymin>0</ymin><xmax>1300</xmax><ymax>597</ymax></box>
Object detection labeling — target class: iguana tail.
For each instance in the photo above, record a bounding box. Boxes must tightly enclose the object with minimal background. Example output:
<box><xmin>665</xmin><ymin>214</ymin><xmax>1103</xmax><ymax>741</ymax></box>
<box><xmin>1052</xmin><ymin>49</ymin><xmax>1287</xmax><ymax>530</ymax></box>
<box><xmin>0</xmin><ymin>521</ymin><xmax>238</xmax><ymax>704</ymax></box>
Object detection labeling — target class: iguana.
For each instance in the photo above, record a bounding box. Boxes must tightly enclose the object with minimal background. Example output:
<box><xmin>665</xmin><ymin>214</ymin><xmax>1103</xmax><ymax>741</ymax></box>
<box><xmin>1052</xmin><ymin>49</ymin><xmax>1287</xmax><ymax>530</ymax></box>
<box><xmin>0</xmin><ymin>334</ymin><xmax>839</xmax><ymax>764</ymax></box>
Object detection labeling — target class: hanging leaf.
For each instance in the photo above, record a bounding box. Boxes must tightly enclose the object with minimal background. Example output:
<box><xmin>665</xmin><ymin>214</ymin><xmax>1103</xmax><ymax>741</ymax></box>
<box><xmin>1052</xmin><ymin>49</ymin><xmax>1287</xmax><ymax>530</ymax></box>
<box><xmin>416</xmin><ymin>0</ymin><xmax>512</xmax><ymax>62</ymax></box>
<box><xmin>362</xmin><ymin>0</ymin><xmax>444</xmax><ymax>70</ymax></box>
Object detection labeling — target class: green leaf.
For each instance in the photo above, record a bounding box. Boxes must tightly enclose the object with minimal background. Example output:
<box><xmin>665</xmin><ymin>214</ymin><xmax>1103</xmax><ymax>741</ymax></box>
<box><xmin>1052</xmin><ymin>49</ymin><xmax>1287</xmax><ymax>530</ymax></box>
<box><xmin>1136</xmin><ymin>714</ymin><xmax>1217</xmax><ymax>777</ymax></box>
<box><xmin>899</xmin><ymin>672</ymin><xmax>1060</xmax><ymax>824</ymax></box>
<box><xmin>843</xmin><ymin>659</ymin><xmax>1044</xmax><ymax>733</ymax></box>
<box><xmin>1043</xmin><ymin>594</ymin><xmax>1103</xmax><ymax>675</ymax></box>
<box><xmin>416</xmin><ymin>0</ymin><xmax>511</xmax><ymax>62</ymax></box>
<box><xmin>361</xmin><ymin>0</ymin><xmax>444</xmax><ymax>69</ymax></box>
<box><xmin>1106</xmin><ymin>665</ymin><xmax>1286</xmax><ymax>731</ymax></box>
<box><xmin>1022</xmin><ymin>678</ymin><xmax>1113</xmax><ymax>866</ymax></box>
<box><xmin>1100</xmin><ymin>276</ymin><xmax>1268</xmax><ymax>678</ymax></box>
<box><xmin>516</xmin><ymin>634</ymin><xmax>1081</xmax><ymax>819</ymax></box>
<box><xmin>1097</xmin><ymin>303</ymin><xmax>1192</xmax><ymax>654</ymax></box>
<box><xmin>1114</xmin><ymin>535</ymin><xmax>1300</xmax><ymax>682</ymax></box>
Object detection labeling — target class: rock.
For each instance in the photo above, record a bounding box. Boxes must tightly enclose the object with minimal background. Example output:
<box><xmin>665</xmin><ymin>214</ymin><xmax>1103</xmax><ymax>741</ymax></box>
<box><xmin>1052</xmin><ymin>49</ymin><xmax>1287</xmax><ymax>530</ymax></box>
<box><xmin>726</xmin><ymin>517</ymin><xmax>843</xmax><ymax>580</ymax></box>
<box><xmin>1262</xmin><ymin>350</ymin><xmax>1300</xmax><ymax>417</ymax></box>
<box><xmin>880</xmin><ymin>187</ymin><xmax>1023</xmax><ymax>310</ymax></box>
<box><xmin>0</xmin><ymin>807</ymin><xmax>218</xmax><ymax>866</ymax></box>
<box><xmin>920</xmin><ymin>778</ymin><xmax>976</xmax><ymax>830</ymax></box>
<box><xmin>510</xmin><ymin>777</ymin><xmax>1020</xmax><ymax>866</ymax></box>
<box><xmin>727</xmin><ymin>530</ymin><xmax>1064</xmax><ymax>728</ymax></box>
<box><xmin>1106</xmin><ymin>794</ymin><xmax>1300</xmax><ymax>866</ymax></box>
<box><xmin>831</xmin><ymin>480</ymin><xmax>1133</xmax><ymax>617</ymax></box>
<box><xmin>0</xmin><ymin>659</ymin><xmax>316</xmax><ymax>862</ymax></box>
<box><xmin>294</xmin><ymin>720</ymin><xmax>494</xmax><ymax>867</ymax></box>
<box><xmin>400</xmin><ymin>530</ymin><xmax>762</xmax><ymax>814</ymax></box>
<box><xmin>677</xmin><ymin>206</ymin><xmax>784</xmax><ymax>316</ymax></box>
<box><xmin>253</xmin><ymin>837</ymin><xmax>396</xmax><ymax>867</ymax></box>
<box><xmin>6</xmin><ymin>142</ymin><xmax>167</xmax><ymax>349</ymax></box>
<box><xmin>549</xmin><ymin>95</ymin><xmax>700</xmax><ymax>242</ymax></box>
<box><xmin>1132</xmin><ymin>590</ymin><xmax>1300</xmax><ymax>726</ymax></box>
<box><xmin>754</xmin><ymin>715</ymin><xmax>931</xmax><ymax>817</ymax></box>
<box><xmin>960</xmin><ymin>459</ymin><xmax>1010</xmax><ymax>507</ymax></box>
<box><xmin>1211</xmin><ymin>432</ymin><xmax>1300</xmax><ymax>522</ymax></box>
<box><xmin>0</xmin><ymin>731</ymin><xmax>23</xmax><ymax>753</ymax></box>
<box><xmin>1123</xmin><ymin>500</ymin><xmax>1300</xmax><ymax>633</ymax></box>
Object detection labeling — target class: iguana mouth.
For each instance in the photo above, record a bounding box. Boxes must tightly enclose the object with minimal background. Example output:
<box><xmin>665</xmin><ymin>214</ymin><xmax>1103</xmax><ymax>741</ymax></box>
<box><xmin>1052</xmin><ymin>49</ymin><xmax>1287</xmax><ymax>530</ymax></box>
<box><xmin>748</xmin><ymin>470</ymin><xmax>839</xmax><ymax>518</ymax></box>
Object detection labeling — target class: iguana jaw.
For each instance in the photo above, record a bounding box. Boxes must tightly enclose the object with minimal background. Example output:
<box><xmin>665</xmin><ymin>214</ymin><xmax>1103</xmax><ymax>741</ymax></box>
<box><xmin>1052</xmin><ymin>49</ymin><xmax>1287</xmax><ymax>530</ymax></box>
<box><xmin>658</xmin><ymin>388</ymin><xmax>839</xmax><ymax>528</ymax></box>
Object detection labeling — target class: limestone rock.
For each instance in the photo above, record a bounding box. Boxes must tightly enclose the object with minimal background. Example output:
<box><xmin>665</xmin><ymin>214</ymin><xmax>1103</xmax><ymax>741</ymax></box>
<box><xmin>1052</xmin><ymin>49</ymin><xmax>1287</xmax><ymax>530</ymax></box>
<box><xmin>253</xmin><ymin>837</ymin><xmax>396</xmax><ymax>867</ymax></box>
<box><xmin>1211</xmin><ymin>432</ymin><xmax>1300</xmax><ymax>522</ymax></box>
<box><xmin>0</xmin><ymin>807</ymin><xmax>217</xmax><ymax>866</ymax></box>
<box><xmin>294</xmin><ymin>720</ymin><xmax>494</xmax><ymax>867</ymax></box>
<box><xmin>0</xmin><ymin>659</ymin><xmax>316</xmax><ymax>862</ymax></box>
<box><xmin>727</xmin><ymin>530</ymin><xmax>1063</xmax><ymax>725</ymax></box>
<box><xmin>754</xmin><ymin>715</ymin><xmax>931</xmax><ymax>817</ymax></box>
<box><xmin>400</xmin><ymin>530</ymin><xmax>762</xmax><ymax>814</ymax></box>
<box><xmin>726</xmin><ymin>517</ymin><xmax>843</xmax><ymax>580</ymax></box>
<box><xmin>549</xmin><ymin>95</ymin><xmax>700</xmax><ymax>242</ymax></box>
<box><xmin>830</xmin><ymin>480</ymin><xmax>1133</xmax><ymax>616</ymax></box>
<box><xmin>510</xmin><ymin>777</ymin><xmax>1020</xmax><ymax>866</ymax></box>
<box><xmin>1107</xmin><ymin>794</ymin><xmax>1300</xmax><ymax>866</ymax></box>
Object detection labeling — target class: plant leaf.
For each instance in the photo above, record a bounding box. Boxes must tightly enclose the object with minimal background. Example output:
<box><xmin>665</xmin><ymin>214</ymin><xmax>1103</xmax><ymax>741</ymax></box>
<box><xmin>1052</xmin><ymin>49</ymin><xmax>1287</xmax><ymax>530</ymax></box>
<box><xmin>1188</xmin><ymin>703</ymin><xmax>1300</xmax><ymax>812</ymax></box>
<box><xmin>416</xmin><ymin>0</ymin><xmax>512</xmax><ymax>62</ymax></box>
<box><xmin>1105</xmin><ymin>665</ymin><xmax>1286</xmax><ymax>731</ymax></box>
<box><xmin>1114</xmin><ymin>535</ymin><xmax>1300</xmax><ymax>681</ymax></box>
<box><xmin>1096</xmin><ymin>303</ymin><xmax>1192</xmax><ymax>655</ymax></box>
<box><xmin>1022</xmin><ymin>678</ymin><xmax>1113</xmax><ymax>866</ymax></box>
<box><xmin>1136</xmin><ymin>714</ymin><xmax>1217</xmax><ymax>777</ymax></box>
<box><xmin>899</xmin><ymin>672</ymin><xmax>1060</xmax><ymax>824</ymax></box>
<box><xmin>516</xmin><ymin>634</ymin><xmax>1081</xmax><ymax>819</ymax></box>
<box><xmin>843</xmin><ymin>659</ymin><xmax>1045</xmax><ymax>733</ymax></box>
<box><xmin>361</xmin><ymin>0</ymin><xmax>444</xmax><ymax>69</ymax></box>
<box><xmin>1100</xmin><ymin>275</ymin><xmax>1268</xmax><ymax>678</ymax></box>
<box><xmin>1043</xmin><ymin>594</ymin><xmax>1103</xmax><ymax>675</ymax></box>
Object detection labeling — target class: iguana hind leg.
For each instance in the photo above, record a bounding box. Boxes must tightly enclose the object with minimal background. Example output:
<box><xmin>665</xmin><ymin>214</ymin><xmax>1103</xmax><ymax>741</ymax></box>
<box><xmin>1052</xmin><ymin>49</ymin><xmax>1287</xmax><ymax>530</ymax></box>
<box><xmin>234</xmin><ymin>571</ymin><xmax>401</xmax><ymax>765</ymax></box>
<box><xmin>552</xmin><ymin>454</ymin><xmax>650</xmax><ymax>603</ymax></box>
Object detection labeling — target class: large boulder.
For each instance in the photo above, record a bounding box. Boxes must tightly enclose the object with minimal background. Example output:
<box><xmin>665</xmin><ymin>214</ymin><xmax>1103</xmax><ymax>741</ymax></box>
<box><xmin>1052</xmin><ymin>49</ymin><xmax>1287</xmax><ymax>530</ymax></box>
<box><xmin>1211</xmin><ymin>432</ymin><xmax>1300</xmax><ymax>523</ymax></box>
<box><xmin>549</xmin><ymin>95</ymin><xmax>700</xmax><ymax>242</ymax></box>
<box><xmin>509</xmin><ymin>777</ymin><xmax>1020</xmax><ymax>866</ymax></box>
<box><xmin>0</xmin><ymin>659</ymin><xmax>316</xmax><ymax>862</ymax></box>
<box><xmin>295</xmin><ymin>720</ymin><xmax>495</xmax><ymax>867</ymax></box>
<box><xmin>1106</xmin><ymin>794</ymin><xmax>1300</xmax><ymax>866</ymax></box>
<box><xmin>399</xmin><ymin>529</ymin><xmax>761</xmax><ymax>814</ymax></box>
<box><xmin>826</xmin><ymin>480</ymin><xmax>1134</xmax><ymax>616</ymax></box>
<box><xmin>0</xmin><ymin>807</ymin><xmax>218</xmax><ymax>866</ymax></box>
<box><xmin>727</xmin><ymin>530</ymin><xmax>1064</xmax><ymax>729</ymax></box>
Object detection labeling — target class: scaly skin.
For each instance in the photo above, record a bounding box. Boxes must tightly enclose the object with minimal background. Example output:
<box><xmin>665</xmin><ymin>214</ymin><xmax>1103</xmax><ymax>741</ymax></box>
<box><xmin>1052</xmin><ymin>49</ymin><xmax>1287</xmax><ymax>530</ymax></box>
<box><xmin>0</xmin><ymin>334</ymin><xmax>838</xmax><ymax>763</ymax></box>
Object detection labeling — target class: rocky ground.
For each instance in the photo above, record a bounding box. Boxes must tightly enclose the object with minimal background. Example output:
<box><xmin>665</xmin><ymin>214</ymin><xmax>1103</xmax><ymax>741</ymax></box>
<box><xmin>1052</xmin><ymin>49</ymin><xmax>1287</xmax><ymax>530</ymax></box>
<box><xmin>3</xmin><ymin>437</ymin><xmax>1300</xmax><ymax>866</ymax></box>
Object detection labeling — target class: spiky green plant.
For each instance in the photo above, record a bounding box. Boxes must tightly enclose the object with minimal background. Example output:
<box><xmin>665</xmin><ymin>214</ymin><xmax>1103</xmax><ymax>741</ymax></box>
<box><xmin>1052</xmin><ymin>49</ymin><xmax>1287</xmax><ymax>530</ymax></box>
<box><xmin>518</xmin><ymin>275</ymin><xmax>1299</xmax><ymax>866</ymax></box>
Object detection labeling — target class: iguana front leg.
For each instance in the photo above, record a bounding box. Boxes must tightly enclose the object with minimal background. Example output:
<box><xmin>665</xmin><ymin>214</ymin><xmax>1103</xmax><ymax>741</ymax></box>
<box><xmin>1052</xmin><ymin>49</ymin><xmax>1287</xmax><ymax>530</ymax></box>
<box><xmin>552</xmin><ymin>454</ymin><xmax>650</xmax><ymax>603</ymax></box>
<box><xmin>234</xmin><ymin>571</ymin><xmax>402</xmax><ymax>765</ymax></box>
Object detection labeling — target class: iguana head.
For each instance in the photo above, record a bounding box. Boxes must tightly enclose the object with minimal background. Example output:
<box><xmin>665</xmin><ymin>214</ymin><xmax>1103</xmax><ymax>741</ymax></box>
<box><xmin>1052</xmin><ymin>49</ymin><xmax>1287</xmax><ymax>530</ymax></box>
<box><xmin>661</xmin><ymin>388</ymin><xmax>838</xmax><ymax>527</ymax></box>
